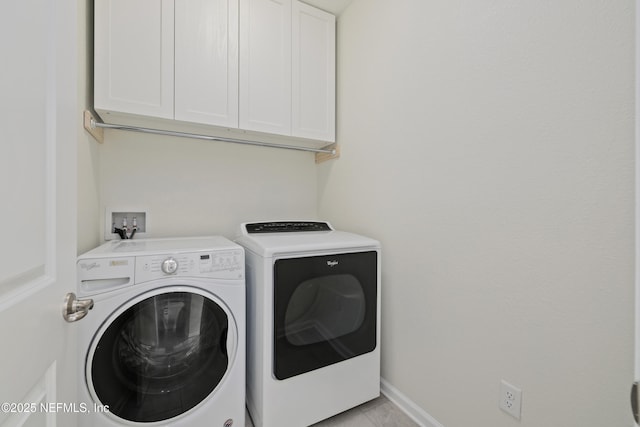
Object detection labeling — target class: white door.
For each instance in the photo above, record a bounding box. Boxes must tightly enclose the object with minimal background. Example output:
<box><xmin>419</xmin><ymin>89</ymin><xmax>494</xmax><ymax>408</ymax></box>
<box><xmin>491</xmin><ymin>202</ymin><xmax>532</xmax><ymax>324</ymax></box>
<box><xmin>94</xmin><ymin>0</ymin><xmax>174</xmax><ymax>119</ymax></box>
<box><xmin>292</xmin><ymin>1</ymin><xmax>335</xmax><ymax>142</ymax></box>
<box><xmin>0</xmin><ymin>1</ymin><xmax>79</xmax><ymax>426</ymax></box>
<box><xmin>239</xmin><ymin>0</ymin><xmax>292</xmax><ymax>136</ymax></box>
<box><xmin>175</xmin><ymin>0</ymin><xmax>239</xmax><ymax>127</ymax></box>
<box><xmin>631</xmin><ymin>0</ymin><xmax>640</xmax><ymax>425</ymax></box>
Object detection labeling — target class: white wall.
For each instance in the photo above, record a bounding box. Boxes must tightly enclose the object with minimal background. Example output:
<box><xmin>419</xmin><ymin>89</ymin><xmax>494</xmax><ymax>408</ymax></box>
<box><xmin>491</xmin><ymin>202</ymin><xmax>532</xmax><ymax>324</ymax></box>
<box><xmin>319</xmin><ymin>1</ymin><xmax>635</xmax><ymax>426</ymax></box>
<box><xmin>77</xmin><ymin>0</ymin><xmax>101</xmax><ymax>255</ymax></box>
<box><xmin>99</xmin><ymin>131</ymin><xmax>318</xmax><ymax>241</ymax></box>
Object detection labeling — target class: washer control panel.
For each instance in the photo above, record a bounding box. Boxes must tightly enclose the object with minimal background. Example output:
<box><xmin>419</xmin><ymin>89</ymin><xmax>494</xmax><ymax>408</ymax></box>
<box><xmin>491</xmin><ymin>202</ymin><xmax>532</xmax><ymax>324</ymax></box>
<box><xmin>135</xmin><ymin>249</ymin><xmax>244</xmax><ymax>283</ymax></box>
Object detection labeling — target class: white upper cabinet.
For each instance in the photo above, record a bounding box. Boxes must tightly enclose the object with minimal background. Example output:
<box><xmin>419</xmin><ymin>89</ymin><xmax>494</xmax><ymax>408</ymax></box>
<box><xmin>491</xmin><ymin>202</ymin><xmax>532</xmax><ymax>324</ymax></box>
<box><xmin>94</xmin><ymin>0</ymin><xmax>174</xmax><ymax>119</ymax></box>
<box><xmin>175</xmin><ymin>0</ymin><xmax>239</xmax><ymax>127</ymax></box>
<box><xmin>292</xmin><ymin>1</ymin><xmax>335</xmax><ymax>141</ymax></box>
<box><xmin>239</xmin><ymin>0</ymin><xmax>335</xmax><ymax>142</ymax></box>
<box><xmin>239</xmin><ymin>0</ymin><xmax>292</xmax><ymax>136</ymax></box>
<box><xmin>94</xmin><ymin>0</ymin><xmax>335</xmax><ymax>145</ymax></box>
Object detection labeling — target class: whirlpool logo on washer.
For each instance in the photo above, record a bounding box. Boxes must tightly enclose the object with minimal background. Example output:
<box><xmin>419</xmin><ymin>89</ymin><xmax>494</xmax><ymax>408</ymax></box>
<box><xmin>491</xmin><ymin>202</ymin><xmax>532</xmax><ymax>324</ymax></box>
<box><xmin>79</xmin><ymin>259</ymin><xmax>129</xmax><ymax>271</ymax></box>
<box><xmin>79</xmin><ymin>262</ymin><xmax>100</xmax><ymax>271</ymax></box>
<box><xmin>326</xmin><ymin>260</ymin><xmax>339</xmax><ymax>267</ymax></box>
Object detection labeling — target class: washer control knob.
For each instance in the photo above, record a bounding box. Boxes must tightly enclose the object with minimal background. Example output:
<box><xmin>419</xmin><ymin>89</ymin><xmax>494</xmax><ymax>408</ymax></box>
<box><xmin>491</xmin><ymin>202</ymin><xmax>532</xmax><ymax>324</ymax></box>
<box><xmin>161</xmin><ymin>257</ymin><xmax>178</xmax><ymax>274</ymax></box>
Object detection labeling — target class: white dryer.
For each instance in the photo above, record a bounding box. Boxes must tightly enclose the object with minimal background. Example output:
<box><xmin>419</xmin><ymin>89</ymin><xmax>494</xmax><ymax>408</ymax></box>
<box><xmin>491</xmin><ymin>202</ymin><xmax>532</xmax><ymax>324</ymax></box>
<box><xmin>235</xmin><ymin>221</ymin><xmax>381</xmax><ymax>427</ymax></box>
<box><xmin>76</xmin><ymin>237</ymin><xmax>245</xmax><ymax>427</ymax></box>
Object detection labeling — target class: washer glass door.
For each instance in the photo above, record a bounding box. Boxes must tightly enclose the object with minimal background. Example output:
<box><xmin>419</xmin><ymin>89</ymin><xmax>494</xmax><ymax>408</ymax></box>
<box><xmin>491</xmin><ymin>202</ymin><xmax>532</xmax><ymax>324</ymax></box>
<box><xmin>88</xmin><ymin>290</ymin><xmax>231</xmax><ymax>423</ymax></box>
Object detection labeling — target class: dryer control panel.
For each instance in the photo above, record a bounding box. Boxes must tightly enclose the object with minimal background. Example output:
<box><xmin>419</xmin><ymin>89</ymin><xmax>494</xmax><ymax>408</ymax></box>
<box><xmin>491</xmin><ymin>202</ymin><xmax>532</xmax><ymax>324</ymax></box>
<box><xmin>244</xmin><ymin>221</ymin><xmax>333</xmax><ymax>233</ymax></box>
<box><xmin>135</xmin><ymin>249</ymin><xmax>244</xmax><ymax>283</ymax></box>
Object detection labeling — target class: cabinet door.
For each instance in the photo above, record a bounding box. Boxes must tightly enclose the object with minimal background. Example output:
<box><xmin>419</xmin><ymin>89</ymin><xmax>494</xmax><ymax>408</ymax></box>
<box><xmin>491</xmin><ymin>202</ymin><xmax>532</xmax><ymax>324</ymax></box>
<box><xmin>94</xmin><ymin>0</ymin><xmax>174</xmax><ymax>119</ymax></box>
<box><xmin>292</xmin><ymin>1</ymin><xmax>335</xmax><ymax>142</ymax></box>
<box><xmin>239</xmin><ymin>0</ymin><xmax>292</xmax><ymax>136</ymax></box>
<box><xmin>175</xmin><ymin>0</ymin><xmax>239</xmax><ymax>127</ymax></box>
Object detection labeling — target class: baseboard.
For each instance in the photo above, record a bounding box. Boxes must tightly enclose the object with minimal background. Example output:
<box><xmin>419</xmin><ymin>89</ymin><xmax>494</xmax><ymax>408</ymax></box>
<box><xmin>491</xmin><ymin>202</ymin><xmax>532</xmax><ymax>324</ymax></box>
<box><xmin>380</xmin><ymin>378</ymin><xmax>445</xmax><ymax>427</ymax></box>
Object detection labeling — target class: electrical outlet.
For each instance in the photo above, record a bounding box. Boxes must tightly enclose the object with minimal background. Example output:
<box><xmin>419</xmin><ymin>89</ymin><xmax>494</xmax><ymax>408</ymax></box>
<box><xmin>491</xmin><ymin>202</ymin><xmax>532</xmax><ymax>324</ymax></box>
<box><xmin>499</xmin><ymin>380</ymin><xmax>522</xmax><ymax>419</ymax></box>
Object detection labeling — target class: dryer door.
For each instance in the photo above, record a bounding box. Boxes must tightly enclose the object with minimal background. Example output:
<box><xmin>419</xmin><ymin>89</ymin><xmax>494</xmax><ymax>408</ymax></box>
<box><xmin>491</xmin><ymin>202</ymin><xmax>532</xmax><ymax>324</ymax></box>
<box><xmin>86</xmin><ymin>287</ymin><xmax>236</xmax><ymax>423</ymax></box>
<box><xmin>274</xmin><ymin>250</ymin><xmax>378</xmax><ymax>380</ymax></box>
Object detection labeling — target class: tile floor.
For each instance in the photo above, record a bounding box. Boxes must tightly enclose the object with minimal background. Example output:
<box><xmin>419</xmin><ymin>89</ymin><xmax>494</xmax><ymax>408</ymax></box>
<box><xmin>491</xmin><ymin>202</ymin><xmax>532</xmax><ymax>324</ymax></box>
<box><xmin>244</xmin><ymin>395</ymin><xmax>419</xmax><ymax>427</ymax></box>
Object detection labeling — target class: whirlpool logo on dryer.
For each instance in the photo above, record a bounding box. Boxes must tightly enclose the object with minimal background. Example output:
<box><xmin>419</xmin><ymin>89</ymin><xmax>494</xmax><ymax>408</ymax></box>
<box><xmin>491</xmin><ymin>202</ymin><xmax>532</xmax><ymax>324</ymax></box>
<box><xmin>326</xmin><ymin>260</ymin><xmax>339</xmax><ymax>267</ymax></box>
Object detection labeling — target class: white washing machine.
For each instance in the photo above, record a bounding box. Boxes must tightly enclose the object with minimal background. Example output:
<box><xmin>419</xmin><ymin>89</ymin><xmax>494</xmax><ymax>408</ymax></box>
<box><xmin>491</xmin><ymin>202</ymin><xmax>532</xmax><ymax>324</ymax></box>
<box><xmin>76</xmin><ymin>237</ymin><xmax>245</xmax><ymax>427</ymax></box>
<box><xmin>235</xmin><ymin>221</ymin><xmax>381</xmax><ymax>427</ymax></box>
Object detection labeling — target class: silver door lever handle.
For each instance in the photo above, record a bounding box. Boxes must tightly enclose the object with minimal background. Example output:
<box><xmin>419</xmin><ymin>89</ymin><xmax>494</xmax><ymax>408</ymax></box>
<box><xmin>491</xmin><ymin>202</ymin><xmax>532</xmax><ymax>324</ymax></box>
<box><xmin>63</xmin><ymin>292</ymin><xmax>94</xmax><ymax>322</ymax></box>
